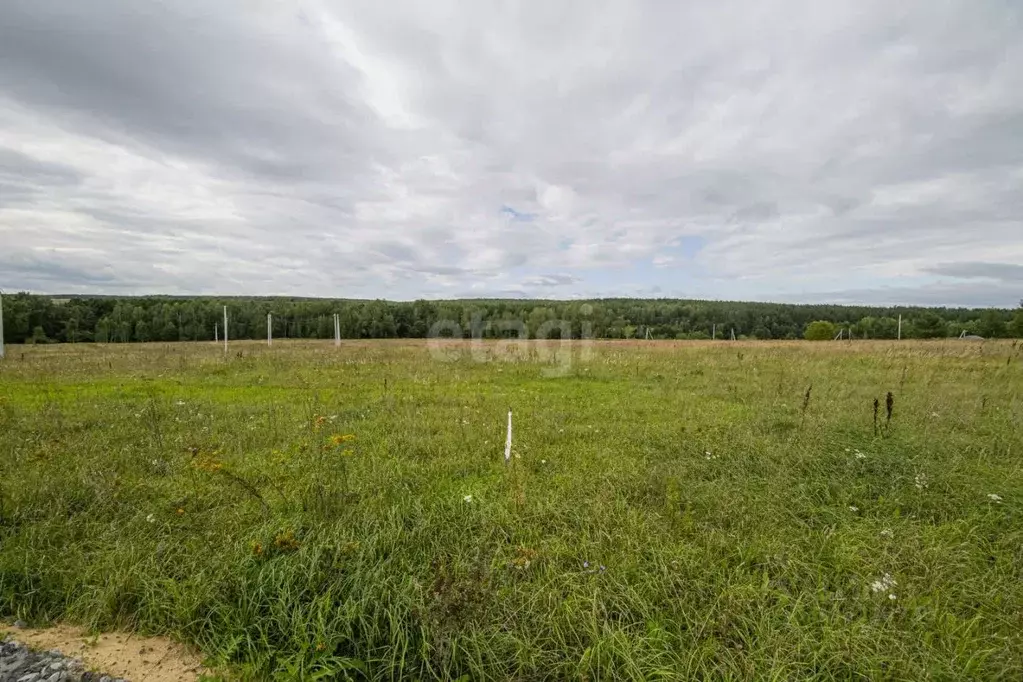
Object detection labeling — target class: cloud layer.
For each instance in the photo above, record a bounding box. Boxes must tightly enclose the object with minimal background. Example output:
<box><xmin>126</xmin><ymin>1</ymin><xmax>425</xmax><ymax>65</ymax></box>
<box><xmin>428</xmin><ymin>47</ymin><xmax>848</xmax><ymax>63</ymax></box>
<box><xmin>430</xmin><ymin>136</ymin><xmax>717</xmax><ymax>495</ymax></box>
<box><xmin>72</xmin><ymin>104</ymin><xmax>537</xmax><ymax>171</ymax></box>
<box><xmin>1</xmin><ymin>0</ymin><xmax>1021</xmax><ymax>306</ymax></box>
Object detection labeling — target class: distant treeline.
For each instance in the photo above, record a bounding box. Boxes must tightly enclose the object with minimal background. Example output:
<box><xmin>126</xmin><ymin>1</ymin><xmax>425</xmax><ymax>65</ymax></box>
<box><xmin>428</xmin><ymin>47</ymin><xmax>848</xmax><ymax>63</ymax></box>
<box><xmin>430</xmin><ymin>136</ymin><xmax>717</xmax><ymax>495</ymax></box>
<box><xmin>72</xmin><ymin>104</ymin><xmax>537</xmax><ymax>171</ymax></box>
<box><xmin>1</xmin><ymin>293</ymin><xmax>1022</xmax><ymax>344</ymax></box>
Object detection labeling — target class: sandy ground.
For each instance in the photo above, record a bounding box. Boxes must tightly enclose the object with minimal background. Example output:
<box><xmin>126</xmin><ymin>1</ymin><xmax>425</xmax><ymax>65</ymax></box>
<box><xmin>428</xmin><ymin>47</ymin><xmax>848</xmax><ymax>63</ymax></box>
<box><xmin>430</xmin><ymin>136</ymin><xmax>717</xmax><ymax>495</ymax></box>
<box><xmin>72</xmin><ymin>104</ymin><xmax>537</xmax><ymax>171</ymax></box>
<box><xmin>1</xmin><ymin>624</ymin><xmax>211</xmax><ymax>682</ymax></box>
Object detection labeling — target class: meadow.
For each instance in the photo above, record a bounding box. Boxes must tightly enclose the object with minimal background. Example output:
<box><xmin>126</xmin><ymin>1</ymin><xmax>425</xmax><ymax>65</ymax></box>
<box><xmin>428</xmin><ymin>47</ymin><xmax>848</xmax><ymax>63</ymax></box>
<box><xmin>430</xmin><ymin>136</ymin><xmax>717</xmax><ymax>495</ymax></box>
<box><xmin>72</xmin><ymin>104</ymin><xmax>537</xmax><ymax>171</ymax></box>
<box><xmin>1</xmin><ymin>338</ymin><xmax>1021</xmax><ymax>680</ymax></box>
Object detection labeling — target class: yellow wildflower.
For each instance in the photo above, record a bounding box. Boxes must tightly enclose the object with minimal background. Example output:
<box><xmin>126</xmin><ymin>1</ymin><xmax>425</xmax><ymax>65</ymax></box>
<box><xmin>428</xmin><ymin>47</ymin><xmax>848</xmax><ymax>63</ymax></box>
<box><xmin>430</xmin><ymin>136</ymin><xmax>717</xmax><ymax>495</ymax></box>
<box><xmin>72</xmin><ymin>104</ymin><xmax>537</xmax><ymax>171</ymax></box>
<box><xmin>510</xmin><ymin>546</ymin><xmax>538</xmax><ymax>570</ymax></box>
<box><xmin>192</xmin><ymin>455</ymin><xmax>223</xmax><ymax>473</ymax></box>
<box><xmin>273</xmin><ymin>529</ymin><xmax>301</xmax><ymax>552</ymax></box>
<box><xmin>329</xmin><ymin>433</ymin><xmax>356</xmax><ymax>446</ymax></box>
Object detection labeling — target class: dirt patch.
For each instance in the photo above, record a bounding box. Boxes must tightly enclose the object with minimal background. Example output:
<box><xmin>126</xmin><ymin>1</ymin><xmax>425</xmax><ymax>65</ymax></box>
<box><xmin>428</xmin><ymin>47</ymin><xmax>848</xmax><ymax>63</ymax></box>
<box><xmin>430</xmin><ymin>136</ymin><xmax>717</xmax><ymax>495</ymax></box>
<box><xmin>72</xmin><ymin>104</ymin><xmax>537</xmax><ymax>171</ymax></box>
<box><xmin>1</xmin><ymin>624</ymin><xmax>211</xmax><ymax>682</ymax></box>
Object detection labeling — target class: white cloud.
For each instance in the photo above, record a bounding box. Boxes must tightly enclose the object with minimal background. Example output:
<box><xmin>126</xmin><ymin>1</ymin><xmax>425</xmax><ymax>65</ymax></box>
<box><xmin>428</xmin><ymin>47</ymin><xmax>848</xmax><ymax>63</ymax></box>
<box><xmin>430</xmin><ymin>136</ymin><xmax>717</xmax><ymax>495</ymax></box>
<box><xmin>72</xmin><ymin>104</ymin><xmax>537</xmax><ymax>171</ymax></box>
<box><xmin>0</xmin><ymin>0</ymin><xmax>1021</xmax><ymax>305</ymax></box>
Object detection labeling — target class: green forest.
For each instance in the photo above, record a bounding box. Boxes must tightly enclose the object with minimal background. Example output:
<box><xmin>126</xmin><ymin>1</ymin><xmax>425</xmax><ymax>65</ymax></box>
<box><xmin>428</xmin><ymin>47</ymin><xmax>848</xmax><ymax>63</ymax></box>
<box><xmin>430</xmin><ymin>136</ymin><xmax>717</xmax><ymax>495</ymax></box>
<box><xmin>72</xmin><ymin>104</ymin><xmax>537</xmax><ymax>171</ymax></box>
<box><xmin>1</xmin><ymin>293</ymin><xmax>1022</xmax><ymax>345</ymax></box>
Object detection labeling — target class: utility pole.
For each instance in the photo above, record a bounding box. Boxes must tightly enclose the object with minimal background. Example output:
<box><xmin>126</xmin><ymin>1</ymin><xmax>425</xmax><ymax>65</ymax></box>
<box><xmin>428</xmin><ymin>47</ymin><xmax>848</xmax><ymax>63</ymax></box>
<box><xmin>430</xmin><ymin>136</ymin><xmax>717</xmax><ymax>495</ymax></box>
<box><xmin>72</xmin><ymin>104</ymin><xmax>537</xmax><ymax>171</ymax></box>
<box><xmin>223</xmin><ymin>306</ymin><xmax>228</xmax><ymax>354</ymax></box>
<box><xmin>898</xmin><ymin>314</ymin><xmax>902</xmax><ymax>341</ymax></box>
<box><xmin>267</xmin><ymin>312</ymin><xmax>273</xmax><ymax>347</ymax></box>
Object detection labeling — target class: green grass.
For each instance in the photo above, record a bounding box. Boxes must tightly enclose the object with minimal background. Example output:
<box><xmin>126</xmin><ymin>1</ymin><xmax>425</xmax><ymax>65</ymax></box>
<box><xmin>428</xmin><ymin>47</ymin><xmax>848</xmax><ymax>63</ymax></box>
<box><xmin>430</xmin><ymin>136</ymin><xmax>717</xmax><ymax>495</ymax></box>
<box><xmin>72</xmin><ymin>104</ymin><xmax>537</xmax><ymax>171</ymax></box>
<box><xmin>1</xmin><ymin>339</ymin><xmax>1022</xmax><ymax>680</ymax></box>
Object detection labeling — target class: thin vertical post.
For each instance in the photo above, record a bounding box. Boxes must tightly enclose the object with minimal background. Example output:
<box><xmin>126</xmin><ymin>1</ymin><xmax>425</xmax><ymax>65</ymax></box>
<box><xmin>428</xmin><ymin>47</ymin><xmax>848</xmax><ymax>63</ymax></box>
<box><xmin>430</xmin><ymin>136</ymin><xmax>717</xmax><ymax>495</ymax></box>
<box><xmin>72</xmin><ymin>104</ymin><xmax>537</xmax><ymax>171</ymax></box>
<box><xmin>223</xmin><ymin>306</ymin><xmax>228</xmax><ymax>354</ymax></box>
<box><xmin>334</xmin><ymin>313</ymin><xmax>340</xmax><ymax>347</ymax></box>
<box><xmin>504</xmin><ymin>410</ymin><xmax>513</xmax><ymax>464</ymax></box>
<box><xmin>712</xmin><ymin>323</ymin><xmax>716</xmax><ymax>340</ymax></box>
<box><xmin>897</xmin><ymin>314</ymin><xmax>902</xmax><ymax>340</ymax></box>
<box><xmin>267</xmin><ymin>313</ymin><xmax>272</xmax><ymax>347</ymax></box>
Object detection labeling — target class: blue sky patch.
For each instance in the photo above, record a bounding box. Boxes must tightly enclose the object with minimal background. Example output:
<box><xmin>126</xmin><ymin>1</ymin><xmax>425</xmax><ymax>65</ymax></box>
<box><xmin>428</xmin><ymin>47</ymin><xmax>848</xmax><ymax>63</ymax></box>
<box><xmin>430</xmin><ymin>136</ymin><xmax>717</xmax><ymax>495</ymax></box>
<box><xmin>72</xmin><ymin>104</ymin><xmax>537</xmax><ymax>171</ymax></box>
<box><xmin>500</xmin><ymin>205</ymin><xmax>537</xmax><ymax>222</ymax></box>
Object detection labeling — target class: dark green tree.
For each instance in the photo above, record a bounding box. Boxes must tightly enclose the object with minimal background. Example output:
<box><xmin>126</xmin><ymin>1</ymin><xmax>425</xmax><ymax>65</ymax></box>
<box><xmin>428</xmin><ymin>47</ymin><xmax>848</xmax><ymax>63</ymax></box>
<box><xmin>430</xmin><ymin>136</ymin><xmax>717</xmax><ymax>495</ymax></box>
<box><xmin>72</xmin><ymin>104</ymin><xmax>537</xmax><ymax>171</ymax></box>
<box><xmin>977</xmin><ymin>310</ymin><xmax>1007</xmax><ymax>338</ymax></box>
<box><xmin>1011</xmin><ymin>302</ymin><xmax>1023</xmax><ymax>338</ymax></box>
<box><xmin>911</xmin><ymin>312</ymin><xmax>947</xmax><ymax>339</ymax></box>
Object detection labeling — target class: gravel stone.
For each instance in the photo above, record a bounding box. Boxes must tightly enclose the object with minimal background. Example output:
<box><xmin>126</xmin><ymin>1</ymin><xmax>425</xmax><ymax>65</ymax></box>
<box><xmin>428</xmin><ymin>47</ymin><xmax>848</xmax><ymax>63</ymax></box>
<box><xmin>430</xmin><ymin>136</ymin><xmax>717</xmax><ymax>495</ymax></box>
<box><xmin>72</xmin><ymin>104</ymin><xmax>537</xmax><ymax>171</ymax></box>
<box><xmin>0</xmin><ymin>636</ymin><xmax>124</xmax><ymax>682</ymax></box>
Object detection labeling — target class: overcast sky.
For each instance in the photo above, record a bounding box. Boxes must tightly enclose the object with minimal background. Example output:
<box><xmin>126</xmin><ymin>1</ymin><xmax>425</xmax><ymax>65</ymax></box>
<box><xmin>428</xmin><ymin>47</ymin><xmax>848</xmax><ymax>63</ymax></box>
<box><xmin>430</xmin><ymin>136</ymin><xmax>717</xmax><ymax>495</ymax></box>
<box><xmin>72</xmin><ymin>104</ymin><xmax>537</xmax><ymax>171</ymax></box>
<box><xmin>1</xmin><ymin>1</ymin><xmax>1021</xmax><ymax>306</ymax></box>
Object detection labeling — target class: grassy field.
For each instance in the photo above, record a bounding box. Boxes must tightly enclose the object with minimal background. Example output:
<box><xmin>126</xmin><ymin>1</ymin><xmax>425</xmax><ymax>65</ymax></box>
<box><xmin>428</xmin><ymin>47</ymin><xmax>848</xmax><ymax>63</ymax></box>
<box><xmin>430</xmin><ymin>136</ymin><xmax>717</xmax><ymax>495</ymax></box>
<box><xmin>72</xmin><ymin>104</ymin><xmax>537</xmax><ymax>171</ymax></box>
<box><xmin>1</xmin><ymin>339</ymin><xmax>1021</xmax><ymax>680</ymax></box>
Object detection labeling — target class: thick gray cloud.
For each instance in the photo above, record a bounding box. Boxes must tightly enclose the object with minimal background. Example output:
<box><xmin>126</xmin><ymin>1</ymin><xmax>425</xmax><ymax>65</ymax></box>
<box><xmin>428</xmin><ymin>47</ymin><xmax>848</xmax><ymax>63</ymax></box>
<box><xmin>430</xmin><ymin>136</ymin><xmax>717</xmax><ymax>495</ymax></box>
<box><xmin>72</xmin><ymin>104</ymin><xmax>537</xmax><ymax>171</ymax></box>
<box><xmin>924</xmin><ymin>262</ymin><xmax>1023</xmax><ymax>282</ymax></box>
<box><xmin>0</xmin><ymin>0</ymin><xmax>1021</xmax><ymax>306</ymax></box>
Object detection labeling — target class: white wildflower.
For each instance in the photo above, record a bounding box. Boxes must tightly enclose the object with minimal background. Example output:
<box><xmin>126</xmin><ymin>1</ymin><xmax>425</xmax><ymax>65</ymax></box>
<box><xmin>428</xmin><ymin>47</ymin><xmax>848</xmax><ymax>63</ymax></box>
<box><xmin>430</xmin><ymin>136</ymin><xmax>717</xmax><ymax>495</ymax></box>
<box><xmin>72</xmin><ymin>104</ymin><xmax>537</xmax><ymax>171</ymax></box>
<box><xmin>541</xmin><ymin>459</ymin><xmax>547</xmax><ymax>464</ymax></box>
<box><xmin>880</xmin><ymin>529</ymin><xmax>894</xmax><ymax>539</ymax></box>
<box><xmin>175</xmin><ymin>400</ymin><xmax>185</xmax><ymax>406</ymax></box>
<box><xmin>849</xmin><ymin>505</ymin><xmax>859</xmax><ymax>512</ymax></box>
<box><xmin>888</xmin><ymin>593</ymin><xmax>897</xmax><ymax>601</ymax></box>
<box><xmin>870</xmin><ymin>573</ymin><xmax>897</xmax><ymax>593</ymax></box>
<box><xmin>854</xmin><ymin>450</ymin><xmax>867</xmax><ymax>460</ymax></box>
<box><xmin>987</xmin><ymin>493</ymin><xmax>1003</xmax><ymax>503</ymax></box>
<box><xmin>146</xmin><ymin>514</ymin><xmax>155</xmax><ymax>523</ymax></box>
<box><xmin>915</xmin><ymin>474</ymin><xmax>928</xmax><ymax>490</ymax></box>
<box><xmin>463</xmin><ymin>495</ymin><xmax>473</xmax><ymax>503</ymax></box>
